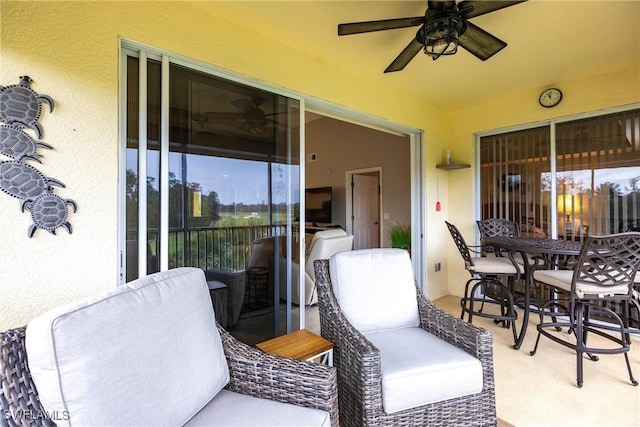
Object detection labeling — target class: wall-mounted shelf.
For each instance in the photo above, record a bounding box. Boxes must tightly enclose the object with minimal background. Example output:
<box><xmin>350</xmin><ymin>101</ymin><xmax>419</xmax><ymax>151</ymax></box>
<box><xmin>436</xmin><ymin>163</ymin><xmax>471</xmax><ymax>170</ymax></box>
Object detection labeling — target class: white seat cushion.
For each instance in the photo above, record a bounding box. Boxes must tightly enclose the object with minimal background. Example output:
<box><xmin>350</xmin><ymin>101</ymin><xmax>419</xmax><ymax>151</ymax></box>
<box><xmin>183</xmin><ymin>389</ymin><xmax>331</xmax><ymax>426</ymax></box>
<box><xmin>364</xmin><ymin>327</ymin><xmax>483</xmax><ymax>414</ymax></box>
<box><xmin>488</xmin><ymin>251</ymin><xmax>534</xmax><ymax>267</ymax></box>
<box><xmin>471</xmin><ymin>256</ymin><xmax>519</xmax><ymax>275</ymax></box>
<box><xmin>329</xmin><ymin>249</ymin><xmax>419</xmax><ymax>333</ymax></box>
<box><xmin>26</xmin><ymin>267</ymin><xmax>229</xmax><ymax>427</ymax></box>
<box><xmin>534</xmin><ymin>269</ymin><xmax>630</xmax><ymax>298</ymax></box>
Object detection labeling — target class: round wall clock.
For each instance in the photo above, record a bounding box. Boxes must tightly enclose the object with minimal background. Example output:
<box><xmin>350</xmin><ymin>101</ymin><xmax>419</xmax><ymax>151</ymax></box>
<box><xmin>539</xmin><ymin>88</ymin><xmax>563</xmax><ymax>108</ymax></box>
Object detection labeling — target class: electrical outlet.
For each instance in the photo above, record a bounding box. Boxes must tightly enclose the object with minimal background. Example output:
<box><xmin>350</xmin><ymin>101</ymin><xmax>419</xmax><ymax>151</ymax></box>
<box><xmin>435</xmin><ymin>262</ymin><xmax>441</xmax><ymax>272</ymax></box>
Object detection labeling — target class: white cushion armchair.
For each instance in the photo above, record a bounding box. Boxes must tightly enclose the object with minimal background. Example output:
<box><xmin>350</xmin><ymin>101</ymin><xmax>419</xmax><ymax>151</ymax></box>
<box><xmin>314</xmin><ymin>249</ymin><xmax>496</xmax><ymax>426</ymax></box>
<box><xmin>280</xmin><ymin>229</ymin><xmax>353</xmax><ymax>305</ymax></box>
<box><xmin>1</xmin><ymin>268</ymin><xmax>338</xmax><ymax>426</ymax></box>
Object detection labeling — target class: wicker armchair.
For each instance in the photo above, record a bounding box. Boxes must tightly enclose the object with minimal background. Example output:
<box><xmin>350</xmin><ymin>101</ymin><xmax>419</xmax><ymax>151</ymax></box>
<box><xmin>314</xmin><ymin>249</ymin><xmax>496</xmax><ymax>427</ymax></box>
<box><xmin>1</xmin><ymin>268</ymin><xmax>338</xmax><ymax>427</ymax></box>
<box><xmin>0</xmin><ymin>324</ymin><xmax>338</xmax><ymax>426</ymax></box>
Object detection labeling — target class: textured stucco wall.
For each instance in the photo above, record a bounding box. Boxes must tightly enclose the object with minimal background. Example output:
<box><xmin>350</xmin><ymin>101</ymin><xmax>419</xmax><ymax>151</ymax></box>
<box><xmin>1</xmin><ymin>2</ymin><xmax>120</xmax><ymax>329</ymax></box>
<box><xmin>1</xmin><ymin>1</ymin><xmax>637</xmax><ymax>328</ymax></box>
<box><xmin>443</xmin><ymin>66</ymin><xmax>640</xmax><ymax>297</ymax></box>
<box><xmin>305</xmin><ymin>116</ymin><xmax>411</xmax><ymax>248</ymax></box>
<box><xmin>0</xmin><ymin>1</ymin><xmax>447</xmax><ymax>329</ymax></box>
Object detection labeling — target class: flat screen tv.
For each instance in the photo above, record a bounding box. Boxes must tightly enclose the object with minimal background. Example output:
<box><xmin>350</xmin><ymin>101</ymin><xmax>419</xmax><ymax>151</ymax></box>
<box><xmin>305</xmin><ymin>186</ymin><xmax>332</xmax><ymax>224</ymax></box>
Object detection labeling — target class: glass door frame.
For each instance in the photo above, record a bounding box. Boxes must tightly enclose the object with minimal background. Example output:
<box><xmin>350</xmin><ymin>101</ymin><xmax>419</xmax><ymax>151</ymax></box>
<box><xmin>473</xmin><ymin>103</ymin><xmax>640</xmax><ymax>242</ymax></box>
<box><xmin>118</xmin><ymin>39</ymin><xmax>427</xmax><ymax>330</ymax></box>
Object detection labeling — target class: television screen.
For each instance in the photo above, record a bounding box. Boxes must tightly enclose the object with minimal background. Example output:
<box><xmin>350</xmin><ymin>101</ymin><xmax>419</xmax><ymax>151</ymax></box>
<box><xmin>305</xmin><ymin>187</ymin><xmax>332</xmax><ymax>224</ymax></box>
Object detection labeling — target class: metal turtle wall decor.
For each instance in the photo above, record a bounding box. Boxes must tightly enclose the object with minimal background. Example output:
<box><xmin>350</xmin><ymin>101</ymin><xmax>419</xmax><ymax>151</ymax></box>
<box><xmin>0</xmin><ymin>160</ymin><xmax>65</xmax><ymax>199</ymax></box>
<box><xmin>0</xmin><ymin>75</ymin><xmax>77</xmax><ymax>238</ymax></box>
<box><xmin>22</xmin><ymin>191</ymin><xmax>77</xmax><ymax>237</ymax></box>
<box><xmin>0</xmin><ymin>76</ymin><xmax>54</xmax><ymax>139</ymax></box>
<box><xmin>0</xmin><ymin>125</ymin><xmax>53</xmax><ymax>162</ymax></box>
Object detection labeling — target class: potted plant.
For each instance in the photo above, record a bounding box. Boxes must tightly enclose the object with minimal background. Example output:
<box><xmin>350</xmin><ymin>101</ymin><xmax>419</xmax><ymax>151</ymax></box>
<box><xmin>388</xmin><ymin>223</ymin><xmax>411</xmax><ymax>254</ymax></box>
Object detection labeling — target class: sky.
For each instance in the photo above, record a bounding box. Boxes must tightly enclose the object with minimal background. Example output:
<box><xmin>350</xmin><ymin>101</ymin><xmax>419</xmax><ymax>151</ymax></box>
<box><xmin>128</xmin><ymin>150</ymin><xmax>638</xmax><ymax>207</ymax></box>
<box><xmin>127</xmin><ymin>149</ymin><xmax>300</xmax><ymax>205</ymax></box>
<box><xmin>557</xmin><ymin>166</ymin><xmax>639</xmax><ymax>194</ymax></box>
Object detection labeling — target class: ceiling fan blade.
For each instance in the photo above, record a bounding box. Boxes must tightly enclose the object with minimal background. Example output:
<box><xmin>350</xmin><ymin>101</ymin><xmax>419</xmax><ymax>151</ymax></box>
<box><xmin>231</xmin><ymin>98</ymin><xmax>255</xmax><ymax>113</ymax></box>
<box><xmin>338</xmin><ymin>17</ymin><xmax>423</xmax><ymax>36</ymax></box>
<box><xmin>202</xmin><ymin>112</ymin><xmax>248</xmax><ymax>120</ymax></box>
<box><xmin>458</xmin><ymin>22</ymin><xmax>507</xmax><ymax>61</ymax></box>
<box><xmin>239</xmin><ymin>120</ymin><xmax>257</xmax><ymax>133</ymax></box>
<box><xmin>458</xmin><ymin>0</ymin><xmax>526</xmax><ymax>19</ymax></box>
<box><xmin>384</xmin><ymin>38</ymin><xmax>424</xmax><ymax>73</ymax></box>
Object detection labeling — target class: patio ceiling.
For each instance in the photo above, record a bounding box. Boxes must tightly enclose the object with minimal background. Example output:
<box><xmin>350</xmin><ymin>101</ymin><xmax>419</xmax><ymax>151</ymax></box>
<box><xmin>189</xmin><ymin>1</ymin><xmax>640</xmax><ymax>112</ymax></box>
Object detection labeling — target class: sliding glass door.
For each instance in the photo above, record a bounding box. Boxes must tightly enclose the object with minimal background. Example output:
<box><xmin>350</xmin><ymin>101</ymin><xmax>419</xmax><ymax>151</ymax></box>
<box><xmin>478</xmin><ymin>108</ymin><xmax>640</xmax><ymax>328</ymax></box>
<box><xmin>122</xmin><ymin>48</ymin><xmax>302</xmax><ymax>345</ymax></box>
<box><xmin>479</xmin><ymin>108</ymin><xmax>640</xmax><ymax>240</ymax></box>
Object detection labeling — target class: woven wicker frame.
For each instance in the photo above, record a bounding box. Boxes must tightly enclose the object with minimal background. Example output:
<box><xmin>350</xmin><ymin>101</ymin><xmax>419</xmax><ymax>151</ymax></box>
<box><xmin>314</xmin><ymin>258</ymin><xmax>496</xmax><ymax>427</ymax></box>
<box><xmin>1</xmin><ymin>324</ymin><xmax>338</xmax><ymax>427</ymax></box>
<box><xmin>204</xmin><ymin>269</ymin><xmax>246</xmax><ymax>327</ymax></box>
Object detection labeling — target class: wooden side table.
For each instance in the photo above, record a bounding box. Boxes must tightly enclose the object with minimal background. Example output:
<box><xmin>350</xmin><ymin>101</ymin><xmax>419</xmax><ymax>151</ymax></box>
<box><xmin>256</xmin><ymin>329</ymin><xmax>333</xmax><ymax>366</ymax></box>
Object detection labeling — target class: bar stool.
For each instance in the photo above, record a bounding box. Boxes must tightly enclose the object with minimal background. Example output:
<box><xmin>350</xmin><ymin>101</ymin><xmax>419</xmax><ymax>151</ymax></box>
<box><xmin>530</xmin><ymin>232</ymin><xmax>640</xmax><ymax>387</ymax></box>
<box><xmin>446</xmin><ymin>221</ymin><xmax>521</xmax><ymax>345</ymax></box>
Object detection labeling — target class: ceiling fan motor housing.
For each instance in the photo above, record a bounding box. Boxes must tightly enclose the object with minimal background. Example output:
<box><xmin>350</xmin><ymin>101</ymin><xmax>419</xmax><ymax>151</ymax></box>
<box><xmin>337</xmin><ymin>0</ymin><xmax>527</xmax><ymax>71</ymax></box>
<box><xmin>418</xmin><ymin>12</ymin><xmax>467</xmax><ymax>58</ymax></box>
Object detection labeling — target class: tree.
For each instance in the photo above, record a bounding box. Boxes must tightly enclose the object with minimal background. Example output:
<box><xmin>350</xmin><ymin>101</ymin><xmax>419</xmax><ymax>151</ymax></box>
<box><xmin>207</xmin><ymin>190</ymin><xmax>221</xmax><ymax>224</ymax></box>
<box><xmin>595</xmin><ymin>182</ymin><xmax>621</xmax><ymax>197</ymax></box>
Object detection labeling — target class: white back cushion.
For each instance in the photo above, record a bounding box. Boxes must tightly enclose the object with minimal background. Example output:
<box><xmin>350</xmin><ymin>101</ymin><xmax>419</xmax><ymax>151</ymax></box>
<box><xmin>26</xmin><ymin>267</ymin><xmax>228</xmax><ymax>427</ymax></box>
<box><xmin>307</xmin><ymin>228</ymin><xmax>348</xmax><ymax>255</ymax></box>
<box><xmin>305</xmin><ymin>234</ymin><xmax>354</xmax><ymax>279</ymax></box>
<box><xmin>312</xmin><ymin>228</ymin><xmax>347</xmax><ymax>241</ymax></box>
<box><xmin>329</xmin><ymin>249</ymin><xmax>419</xmax><ymax>333</ymax></box>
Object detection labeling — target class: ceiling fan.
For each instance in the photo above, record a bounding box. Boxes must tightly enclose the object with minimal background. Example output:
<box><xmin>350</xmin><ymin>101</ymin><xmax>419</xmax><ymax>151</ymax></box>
<box><xmin>338</xmin><ymin>0</ymin><xmax>527</xmax><ymax>73</ymax></box>
<box><xmin>194</xmin><ymin>97</ymin><xmax>278</xmax><ymax>135</ymax></box>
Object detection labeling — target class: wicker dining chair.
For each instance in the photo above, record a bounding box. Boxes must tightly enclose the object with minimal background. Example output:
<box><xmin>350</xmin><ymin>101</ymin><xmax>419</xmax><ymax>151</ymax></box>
<box><xmin>314</xmin><ymin>249</ymin><xmax>497</xmax><ymax>427</ymax></box>
<box><xmin>530</xmin><ymin>232</ymin><xmax>640</xmax><ymax>387</ymax></box>
<box><xmin>446</xmin><ymin>221</ymin><xmax>520</xmax><ymax>344</ymax></box>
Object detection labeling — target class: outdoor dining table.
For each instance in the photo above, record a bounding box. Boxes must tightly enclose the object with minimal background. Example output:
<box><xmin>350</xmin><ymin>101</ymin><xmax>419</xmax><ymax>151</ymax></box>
<box><xmin>480</xmin><ymin>236</ymin><xmax>583</xmax><ymax>350</ymax></box>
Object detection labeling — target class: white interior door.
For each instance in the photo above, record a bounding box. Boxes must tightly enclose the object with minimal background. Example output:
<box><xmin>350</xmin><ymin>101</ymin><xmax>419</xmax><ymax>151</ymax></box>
<box><xmin>352</xmin><ymin>173</ymin><xmax>380</xmax><ymax>249</ymax></box>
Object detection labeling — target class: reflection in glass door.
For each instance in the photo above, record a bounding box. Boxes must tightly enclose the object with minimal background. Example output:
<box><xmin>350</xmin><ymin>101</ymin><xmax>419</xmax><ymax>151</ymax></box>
<box><xmin>123</xmin><ymin>50</ymin><xmax>301</xmax><ymax>345</ymax></box>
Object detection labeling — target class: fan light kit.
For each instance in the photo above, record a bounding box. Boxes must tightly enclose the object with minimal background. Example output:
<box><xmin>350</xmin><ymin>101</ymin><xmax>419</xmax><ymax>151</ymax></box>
<box><xmin>338</xmin><ymin>0</ymin><xmax>527</xmax><ymax>73</ymax></box>
<box><xmin>194</xmin><ymin>97</ymin><xmax>278</xmax><ymax>135</ymax></box>
<box><xmin>420</xmin><ymin>15</ymin><xmax>466</xmax><ymax>59</ymax></box>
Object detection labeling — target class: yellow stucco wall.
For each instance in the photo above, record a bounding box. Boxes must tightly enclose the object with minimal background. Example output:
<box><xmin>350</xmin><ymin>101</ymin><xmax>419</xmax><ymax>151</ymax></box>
<box><xmin>443</xmin><ymin>66</ymin><xmax>640</xmax><ymax>295</ymax></box>
<box><xmin>0</xmin><ymin>1</ymin><xmax>448</xmax><ymax>329</ymax></box>
<box><xmin>0</xmin><ymin>1</ymin><xmax>637</xmax><ymax>328</ymax></box>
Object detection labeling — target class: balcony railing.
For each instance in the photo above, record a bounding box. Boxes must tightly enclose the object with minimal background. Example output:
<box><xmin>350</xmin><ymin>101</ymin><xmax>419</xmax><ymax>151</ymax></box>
<box><xmin>127</xmin><ymin>224</ymin><xmax>289</xmax><ymax>278</ymax></box>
